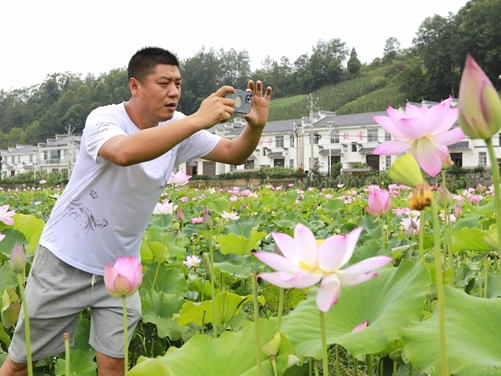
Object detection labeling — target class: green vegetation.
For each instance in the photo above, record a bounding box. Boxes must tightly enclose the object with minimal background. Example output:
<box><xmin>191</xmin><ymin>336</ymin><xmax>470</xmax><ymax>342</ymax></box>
<box><xmin>1</xmin><ymin>0</ymin><xmax>500</xmax><ymax>147</ymax></box>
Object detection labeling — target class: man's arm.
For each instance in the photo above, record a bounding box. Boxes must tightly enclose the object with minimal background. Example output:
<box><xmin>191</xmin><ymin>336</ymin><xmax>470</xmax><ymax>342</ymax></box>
<box><xmin>99</xmin><ymin>86</ymin><xmax>236</xmax><ymax>166</ymax></box>
<box><xmin>204</xmin><ymin>81</ymin><xmax>273</xmax><ymax>165</ymax></box>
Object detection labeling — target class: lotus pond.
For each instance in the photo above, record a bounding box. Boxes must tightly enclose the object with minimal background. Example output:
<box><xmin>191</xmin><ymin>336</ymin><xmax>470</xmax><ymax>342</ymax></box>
<box><xmin>0</xmin><ymin>180</ymin><xmax>500</xmax><ymax>376</ymax></box>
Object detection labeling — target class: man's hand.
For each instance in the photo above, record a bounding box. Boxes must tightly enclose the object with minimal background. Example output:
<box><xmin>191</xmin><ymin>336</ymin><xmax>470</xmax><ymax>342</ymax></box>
<box><xmin>244</xmin><ymin>81</ymin><xmax>273</xmax><ymax>128</ymax></box>
<box><xmin>192</xmin><ymin>86</ymin><xmax>236</xmax><ymax>129</ymax></box>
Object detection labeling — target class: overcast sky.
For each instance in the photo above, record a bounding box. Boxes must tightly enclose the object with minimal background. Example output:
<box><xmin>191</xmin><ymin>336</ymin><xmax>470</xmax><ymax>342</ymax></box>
<box><xmin>1</xmin><ymin>0</ymin><xmax>467</xmax><ymax>92</ymax></box>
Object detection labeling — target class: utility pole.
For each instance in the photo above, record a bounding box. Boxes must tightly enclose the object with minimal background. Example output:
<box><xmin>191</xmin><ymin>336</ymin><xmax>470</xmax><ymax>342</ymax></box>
<box><xmin>307</xmin><ymin>94</ymin><xmax>317</xmax><ymax>171</ymax></box>
<box><xmin>66</xmin><ymin>124</ymin><xmax>74</xmax><ymax>176</ymax></box>
<box><xmin>294</xmin><ymin>121</ymin><xmax>304</xmax><ymax>170</ymax></box>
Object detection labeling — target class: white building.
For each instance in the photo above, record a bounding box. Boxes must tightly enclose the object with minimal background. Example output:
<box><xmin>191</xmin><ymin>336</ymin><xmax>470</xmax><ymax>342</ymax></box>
<box><xmin>1</xmin><ymin>105</ymin><xmax>498</xmax><ymax>179</ymax></box>
<box><xmin>1</xmin><ymin>134</ymin><xmax>81</xmax><ymax>178</ymax></box>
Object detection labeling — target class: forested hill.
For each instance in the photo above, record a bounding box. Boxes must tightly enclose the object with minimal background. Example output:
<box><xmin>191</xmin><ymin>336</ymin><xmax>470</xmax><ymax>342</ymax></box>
<box><xmin>0</xmin><ymin>0</ymin><xmax>500</xmax><ymax>150</ymax></box>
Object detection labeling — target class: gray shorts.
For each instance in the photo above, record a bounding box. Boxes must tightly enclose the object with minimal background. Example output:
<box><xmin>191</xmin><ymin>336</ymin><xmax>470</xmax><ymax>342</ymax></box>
<box><xmin>8</xmin><ymin>245</ymin><xmax>142</xmax><ymax>363</ymax></box>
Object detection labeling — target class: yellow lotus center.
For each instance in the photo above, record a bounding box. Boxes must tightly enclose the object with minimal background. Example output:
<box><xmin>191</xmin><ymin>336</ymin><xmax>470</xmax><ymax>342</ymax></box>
<box><xmin>298</xmin><ymin>239</ymin><xmax>325</xmax><ymax>273</ymax></box>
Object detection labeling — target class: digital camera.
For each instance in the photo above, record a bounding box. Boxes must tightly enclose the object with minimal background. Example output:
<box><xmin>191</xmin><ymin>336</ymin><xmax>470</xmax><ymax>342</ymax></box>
<box><xmin>225</xmin><ymin>89</ymin><xmax>253</xmax><ymax>114</ymax></box>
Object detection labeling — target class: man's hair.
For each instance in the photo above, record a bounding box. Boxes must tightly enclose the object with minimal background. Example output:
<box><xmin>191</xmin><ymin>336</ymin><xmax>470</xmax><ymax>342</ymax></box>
<box><xmin>128</xmin><ymin>47</ymin><xmax>180</xmax><ymax>83</ymax></box>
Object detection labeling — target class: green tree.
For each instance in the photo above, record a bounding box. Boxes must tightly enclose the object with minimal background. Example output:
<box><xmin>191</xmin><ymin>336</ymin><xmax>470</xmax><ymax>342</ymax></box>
<box><xmin>456</xmin><ymin>0</ymin><xmax>501</xmax><ymax>88</ymax></box>
<box><xmin>347</xmin><ymin>48</ymin><xmax>362</xmax><ymax>75</ymax></box>
<box><xmin>382</xmin><ymin>37</ymin><xmax>401</xmax><ymax>64</ymax></box>
<box><xmin>179</xmin><ymin>47</ymin><xmax>222</xmax><ymax>114</ymax></box>
<box><xmin>219</xmin><ymin>48</ymin><xmax>251</xmax><ymax>89</ymax></box>
<box><xmin>413</xmin><ymin>13</ymin><xmax>461</xmax><ymax>99</ymax></box>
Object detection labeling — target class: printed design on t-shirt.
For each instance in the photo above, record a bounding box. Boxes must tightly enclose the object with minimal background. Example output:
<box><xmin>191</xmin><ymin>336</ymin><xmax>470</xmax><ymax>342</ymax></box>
<box><xmin>66</xmin><ymin>199</ymin><xmax>108</xmax><ymax>233</ymax></box>
<box><xmin>153</xmin><ymin>160</ymin><xmax>170</xmax><ymax>191</ymax></box>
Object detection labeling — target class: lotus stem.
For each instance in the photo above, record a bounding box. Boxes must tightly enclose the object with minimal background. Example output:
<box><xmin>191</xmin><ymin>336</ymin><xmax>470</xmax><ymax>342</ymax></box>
<box><xmin>277</xmin><ymin>288</ymin><xmax>284</xmax><ymax>331</ymax></box>
<box><xmin>313</xmin><ymin>359</ymin><xmax>319</xmax><ymax>376</ymax></box>
<box><xmin>419</xmin><ymin>212</ymin><xmax>424</xmax><ymax>258</ymax></box>
<box><xmin>485</xmin><ymin>255</ymin><xmax>489</xmax><ymax>298</ymax></box>
<box><xmin>381</xmin><ymin>218</ymin><xmax>386</xmax><ymax>256</ymax></box>
<box><xmin>17</xmin><ymin>273</ymin><xmax>33</xmax><ymax>376</ymax></box>
<box><xmin>319</xmin><ymin>311</ymin><xmax>329</xmax><ymax>376</ymax></box>
<box><xmin>122</xmin><ymin>295</ymin><xmax>128</xmax><ymax>375</ymax></box>
<box><xmin>64</xmin><ymin>333</ymin><xmax>70</xmax><ymax>376</ymax></box>
<box><xmin>209</xmin><ymin>232</ymin><xmax>217</xmax><ymax>339</ymax></box>
<box><xmin>431</xmin><ymin>201</ymin><xmax>448</xmax><ymax>375</ymax></box>
<box><xmin>335</xmin><ymin>344</ymin><xmax>341</xmax><ymax>376</ymax></box>
<box><xmin>252</xmin><ymin>275</ymin><xmax>263</xmax><ymax>376</ymax></box>
<box><xmin>270</xmin><ymin>356</ymin><xmax>278</xmax><ymax>376</ymax></box>
<box><xmin>486</xmin><ymin>138</ymin><xmax>501</xmax><ymax>254</ymax></box>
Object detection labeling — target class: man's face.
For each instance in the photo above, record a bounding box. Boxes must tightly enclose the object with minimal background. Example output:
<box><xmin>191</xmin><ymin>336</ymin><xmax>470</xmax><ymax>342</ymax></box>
<box><xmin>138</xmin><ymin>64</ymin><xmax>182</xmax><ymax>122</ymax></box>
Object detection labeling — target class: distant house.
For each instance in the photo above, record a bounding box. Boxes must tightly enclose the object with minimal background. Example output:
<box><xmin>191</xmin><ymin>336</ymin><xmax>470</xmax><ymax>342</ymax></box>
<box><xmin>1</xmin><ymin>134</ymin><xmax>81</xmax><ymax>178</ymax></box>
<box><xmin>1</xmin><ymin>102</ymin><xmax>498</xmax><ymax>180</ymax></box>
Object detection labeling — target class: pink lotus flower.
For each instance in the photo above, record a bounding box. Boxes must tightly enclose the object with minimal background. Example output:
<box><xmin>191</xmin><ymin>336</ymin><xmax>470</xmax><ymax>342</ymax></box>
<box><xmin>153</xmin><ymin>200</ymin><xmax>177</xmax><ymax>215</ymax></box>
<box><xmin>221</xmin><ymin>211</ymin><xmax>240</xmax><ymax>221</ymax></box>
<box><xmin>254</xmin><ymin>224</ymin><xmax>392</xmax><ymax>312</ymax></box>
<box><xmin>458</xmin><ymin>54</ymin><xmax>501</xmax><ymax>140</ymax></box>
<box><xmin>365</xmin><ymin>189</ymin><xmax>391</xmax><ymax>216</ymax></box>
<box><xmin>183</xmin><ymin>255</ymin><xmax>201</xmax><ymax>268</ymax></box>
<box><xmin>191</xmin><ymin>217</ymin><xmax>203</xmax><ymax>224</ymax></box>
<box><xmin>9</xmin><ymin>243</ymin><xmax>26</xmax><ymax>273</ymax></box>
<box><xmin>168</xmin><ymin>170</ymin><xmax>192</xmax><ymax>185</ymax></box>
<box><xmin>0</xmin><ymin>205</ymin><xmax>16</xmax><ymax>226</ymax></box>
<box><xmin>104</xmin><ymin>256</ymin><xmax>143</xmax><ymax>297</ymax></box>
<box><xmin>373</xmin><ymin>98</ymin><xmax>465</xmax><ymax>177</ymax></box>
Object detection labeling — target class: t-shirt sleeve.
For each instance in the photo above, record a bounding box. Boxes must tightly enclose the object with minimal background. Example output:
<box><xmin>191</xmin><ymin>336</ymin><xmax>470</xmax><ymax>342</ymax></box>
<box><xmin>175</xmin><ymin>130</ymin><xmax>222</xmax><ymax>166</ymax></box>
<box><xmin>84</xmin><ymin>109</ymin><xmax>127</xmax><ymax>162</ymax></box>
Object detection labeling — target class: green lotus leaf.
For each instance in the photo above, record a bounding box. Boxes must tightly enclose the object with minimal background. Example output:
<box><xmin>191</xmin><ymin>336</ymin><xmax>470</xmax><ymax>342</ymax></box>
<box><xmin>129</xmin><ymin>320</ymin><xmax>301</xmax><ymax>376</ymax></box>
<box><xmin>402</xmin><ymin>285</ymin><xmax>501</xmax><ymax>375</ymax></box>
<box><xmin>141</xmin><ymin>291</ymin><xmax>186</xmax><ymax>338</ymax></box>
<box><xmin>54</xmin><ymin>349</ymin><xmax>97</xmax><ymax>376</ymax></box>
<box><xmin>452</xmin><ymin>226</ymin><xmax>491</xmax><ymax>253</ymax></box>
<box><xmin>216</xmin><ymin>230</ymin><xmax>266</xmax><ymax>256</ymax></box>
<box><xmin>280</xmin><ymin>259</ymin><xmax>430</xmax><ymax>359</ymax></box>
<box><xmin>1</xmin><ymin>288</ymin><xmax>19</xmax><ymax>328</ymax></box>
<box><xmin>140</xmin><ymin>263</ymin><xmax>187</xmax><ymax>296</ymax></box>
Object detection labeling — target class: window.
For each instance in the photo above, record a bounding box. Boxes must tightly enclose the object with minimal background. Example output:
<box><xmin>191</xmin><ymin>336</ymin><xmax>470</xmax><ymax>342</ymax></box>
<box><xmin>289</xmin><ymin>135</ymin><xmax>295</xmax><ymax>147</ymax></box>
<box><xmin>351</xmin><ymin>143</ymin><xmax>357</xmax><ymax>152</ymax></box>
<box><xmin>386</xmin><ymin>156</ymin><xmax>392</xmax><ymax>170</ymax></box>
<box><xmin>245</xmin><ymin>160</ymin><xmax>254</xmax><ymax>169</ymax></box>
<box><xmin>314</xmin><ymin>134</ymin><xmax>321</xmax><ymax>144</ymax></box>
<box><xmin>368</xmin><ymin>129</ymin><xmax>378</xmax><ymax>142</ymax></box>
<box><xmin>276</xmin><ymin>135</ymin><xmax>284</xmax><ymax>148</ymax></box>
<box><xmin>289</xmin><ymin>159</ymin><xmax>294</xmax><ymax>168</ymax></box>
<box><xmin>450</xmin><ymin>152</ymin><xmax>463</xmax><ymax>167</ymax></box>
<box><xmin>331</xmin><ymin>132</ymin><xmax>339</xmax><ymax>143</ymax></box>
<box><xmin>479</xmin><ymin>152</ymin><xmax>487</xmax><ymax>167</ymax></box>
<box><xmin>29</xmin><ymin>155</ymin><xmax>33</xmax><ymax>163</ymax></box>
<box><xmin>230</xmin><ymin>165</ymin><xmax>236</xmax><ymax>172</ymax></box>
<box><xmin>385</xmin><ymin>131</ymin><xmax>392</xmax><ymax>141</ymax></box>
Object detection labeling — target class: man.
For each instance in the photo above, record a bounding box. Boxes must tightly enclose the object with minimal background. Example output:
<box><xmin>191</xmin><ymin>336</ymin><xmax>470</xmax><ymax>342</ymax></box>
<box><xmin>0</xmin><ymin>47</ymin><xmax>272</xmax><ymax>376</ymax></box>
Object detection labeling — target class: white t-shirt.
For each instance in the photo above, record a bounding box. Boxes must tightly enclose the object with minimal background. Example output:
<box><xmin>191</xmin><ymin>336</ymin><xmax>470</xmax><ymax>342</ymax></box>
<box><xmin>39</xmin><ymin>102</ymin><xmax>221</xmax><ymax>275</ymax></box>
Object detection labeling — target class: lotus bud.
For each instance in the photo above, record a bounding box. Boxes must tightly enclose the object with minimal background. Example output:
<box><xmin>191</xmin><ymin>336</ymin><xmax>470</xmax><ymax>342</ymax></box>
<box><xmin>9</xmin><ymin>243</ymin><xmax>26</xmax><ymax>274</ymax></box>
<box><xmin>458</xmin><ymin>54</ymin><xmax>501</xmax><ymax>140</ymax></box>
<box><xmin>442</xmin><ymin>156</ymin><xmax>454</xmax><ymax>170</ymax></box>
<box><xmin>388</xmin><ymin>154</ymin><xmax>424</xmax><ymax>188</ymax></box>
<box><xmin>437</xmin><ymin>182</ymin><xmax>453</xmax><ymax>208</ymax></box>
<box><xmin>203</xmin><ymin>209</ymin><xmax>213</xmax><ymax>230</ymax></box>
<box><xmin>453</xmin><ymin>203</ymin><xmax>462</xmax><ymax>218</ymax></box>
<box><xmin>176</xmin><ymin>208</ymin><xmax>185</xmax><ymax>222</ymax></box>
